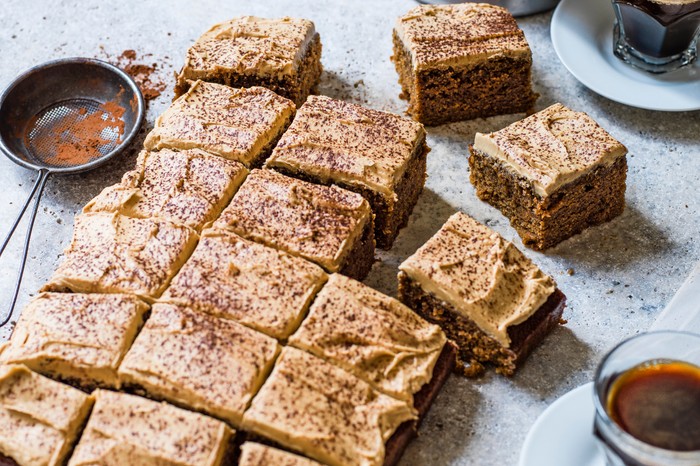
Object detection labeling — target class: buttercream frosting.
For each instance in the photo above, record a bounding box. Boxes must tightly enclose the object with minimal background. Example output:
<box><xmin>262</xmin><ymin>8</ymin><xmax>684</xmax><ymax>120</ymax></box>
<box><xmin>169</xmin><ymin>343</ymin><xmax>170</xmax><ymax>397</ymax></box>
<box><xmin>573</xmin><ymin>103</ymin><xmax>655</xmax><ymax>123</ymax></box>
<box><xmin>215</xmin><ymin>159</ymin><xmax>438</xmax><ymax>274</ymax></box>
<box><xmin>177</xmin><ymin>16</ymin><xmax>316</xmax><ymax>82</ymax></box>
<box><xmin>0</xmin><ymin>293</ymin><xmax>148</xmax><ymax>389</ymax></box>
<box><xmin>42</xmin><ymin>213</ymin><xmax>198</xmax><ymax>300</ymax></box>
<box><xmin>144</xmin><ymin>81</ymin><xmax>295</xmax><ymax>166</ymax></box>
<box><xmin>242</xmin><ymin>347</ymin><xmax>416</xmax><ymax>466</ymax></box>
<box><xmin>118</xmin><ymin>303</ymin><xmax>280</xmax><ymax>426</ymax></box>
<box><xmin>84</xmin><ymin>148</ymin><xmax>248</xmax><ymax>231</ymax></box>
<box><xmin>394</xmin><ymin>3</ymin><xmax>531</xmax><ymax>71</ymax></box>
<box><xmin>399</xmin><ymin>212</ymin><xmax>556</xmax><ymax>347</ymax></box>
<box><xmin>238</xmin><ymin>443</ymin><xmax>323</xmax><ymax>466</ymax></box>
<box><xmin>68</xmin><ymin>390</ymin><xmax>231</xmax><ymax>466</ymax></box>
<box><xmin>0</xmin><ymin>364</ymin><xmax>93</xmax><ymax>466</ymax></box>
<box><xmin>161</xmin><ymin>228</ymin><xmax>327</xmax><ymax>340</ymax></box>
<box><xmin>214</xmin><ymin>169</ymin><xmax>371</xmax><ymax>273</ymax></box>
<box><xmin>266</xmin><ymin>95</ymin><xmax>426</xmax><ymax>198</ymax></box>
<box><xmin>473</xmin><ymin>103</ymin><xmax>628</xmax><ymax>197</ymax></box>
<box><xmin>289</xmin><ymin>273</ymin><xmax>446</xmax><ymax>401</ymax></box>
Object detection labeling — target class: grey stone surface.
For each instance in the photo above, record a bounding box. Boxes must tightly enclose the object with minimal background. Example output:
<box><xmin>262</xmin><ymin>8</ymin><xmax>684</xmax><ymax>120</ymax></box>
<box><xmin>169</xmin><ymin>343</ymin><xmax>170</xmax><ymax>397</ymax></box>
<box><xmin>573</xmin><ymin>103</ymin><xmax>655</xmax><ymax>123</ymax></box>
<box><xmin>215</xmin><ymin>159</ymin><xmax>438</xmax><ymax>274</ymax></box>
<box><xmin>0</xmin><ymin>0</ymin><xmax>698</xmax><ymax>464</ymax></box>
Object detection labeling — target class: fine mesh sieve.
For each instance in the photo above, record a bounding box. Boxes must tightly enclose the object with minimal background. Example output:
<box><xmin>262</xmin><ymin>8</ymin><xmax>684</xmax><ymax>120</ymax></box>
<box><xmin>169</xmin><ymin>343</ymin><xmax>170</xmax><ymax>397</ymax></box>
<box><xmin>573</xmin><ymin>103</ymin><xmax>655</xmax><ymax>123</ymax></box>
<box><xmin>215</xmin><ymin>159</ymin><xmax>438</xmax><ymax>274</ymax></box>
<box><xmin>0</xmin><ymin>57</ymin><xmax>145</xmax><ymax>326</ymax></box>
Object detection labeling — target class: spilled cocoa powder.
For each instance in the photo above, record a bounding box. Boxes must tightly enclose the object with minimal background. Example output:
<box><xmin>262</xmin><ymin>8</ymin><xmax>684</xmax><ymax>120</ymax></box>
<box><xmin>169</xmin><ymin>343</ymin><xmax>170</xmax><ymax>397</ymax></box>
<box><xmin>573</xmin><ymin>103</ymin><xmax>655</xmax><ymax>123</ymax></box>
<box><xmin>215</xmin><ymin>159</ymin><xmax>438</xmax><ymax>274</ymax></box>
<box><xmin>114</xmin><ymin>49</ymin><xmax>166</xmax><ymax>101</ymax></box>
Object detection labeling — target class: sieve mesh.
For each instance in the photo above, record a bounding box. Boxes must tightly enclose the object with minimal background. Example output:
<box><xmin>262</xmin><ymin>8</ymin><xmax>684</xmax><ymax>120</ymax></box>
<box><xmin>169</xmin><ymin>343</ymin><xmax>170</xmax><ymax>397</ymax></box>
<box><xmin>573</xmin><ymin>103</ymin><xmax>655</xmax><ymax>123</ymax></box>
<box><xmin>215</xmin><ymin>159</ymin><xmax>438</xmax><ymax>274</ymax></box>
<box><xmin>24</xmin><ymin>99</ymin><xmax>122</xmax><ymax>168</ymax></box>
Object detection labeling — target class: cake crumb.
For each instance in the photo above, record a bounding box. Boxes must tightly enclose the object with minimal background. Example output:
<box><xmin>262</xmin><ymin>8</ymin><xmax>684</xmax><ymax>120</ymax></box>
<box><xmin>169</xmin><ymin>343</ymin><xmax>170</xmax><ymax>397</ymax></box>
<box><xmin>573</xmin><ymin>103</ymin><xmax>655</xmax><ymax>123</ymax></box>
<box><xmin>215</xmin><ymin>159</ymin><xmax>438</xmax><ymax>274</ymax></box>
<box><xmin>566</xmin><ymin>268</ymin><xmax>575</xmax><ymax>276</ymax></box>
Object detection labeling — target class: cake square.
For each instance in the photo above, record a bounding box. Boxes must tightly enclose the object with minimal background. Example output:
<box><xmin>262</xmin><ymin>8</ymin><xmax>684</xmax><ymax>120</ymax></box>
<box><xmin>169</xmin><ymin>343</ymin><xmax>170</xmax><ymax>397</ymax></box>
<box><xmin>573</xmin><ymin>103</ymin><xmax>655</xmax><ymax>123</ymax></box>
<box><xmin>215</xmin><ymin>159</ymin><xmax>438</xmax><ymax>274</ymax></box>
<box><xmin>214</xmin><ymin>169</ymin><xmax>375</xmax><ymax>280</ymax></box>
<box><xmin>161</xmin><ymin>228</ymin><xmax>327</xmax><ymax>340</ymax></box>
<box><xmin>392</xmin><ymin>4</ymin><xmax>537</xmax><ymax>125</ymax></box>
<box><xmin>241</xmin><ymin>347</ymin><xmax>416</xmax><ymax>466</ymax></box>
<box><xmin>84</xmin><ymin>148</ymin><xmax>248</xmax><ymax>231</ymax></box>
<box><xmin>0</xmin><ymin>365</ymin><xmax>93</xmax><ymax>466</ymax></box>
<box><xmin>0</xmin><ymin>293</ymin><xmax>148</xmax><ymax>390</ymax></box>
<box><xmin>175</xmin><ymin>16</ymin><xmax>322</xmax><ymax>107</ymax></box>
<box><xmin>239</xmin><ymin>443</ymin><xmax>323</xmax><ymax>466</ymax></box>
<box><xmin>469</xmin><ymin>103</ymin><xmax>628</xmax><ymax>250</ymax></box>
<box><xmin>289</xmin><ymin>273</ymin><xmax>447</xmax><ymax>404</ymax></box>
<box><xmin>144</xmin><ymin>81</ymin><xmax>296</xmax><ymax>168</ymax></box>
<box><xmin>265</xmin><ymin>95</ymin><xmax>428</xmax><ymax>249</ymax></box>
<box><xmin>398</xmin><ymin>212</ymin><xmax>566</xmax><ymax>376</ymax></box>
<box><xmin>42</xmin><ymin>213</ymin><xmax>198</xmax><ymax>300</ymax></box>
<box><xmin>68</xmin><ymin>390</ymin><xmax>233</xmax><ymax>466</ymax></box>
<box><xmin>118</xmin><ymin>303</ymin><xmax>280</xmax><ymax>427</ymax></box>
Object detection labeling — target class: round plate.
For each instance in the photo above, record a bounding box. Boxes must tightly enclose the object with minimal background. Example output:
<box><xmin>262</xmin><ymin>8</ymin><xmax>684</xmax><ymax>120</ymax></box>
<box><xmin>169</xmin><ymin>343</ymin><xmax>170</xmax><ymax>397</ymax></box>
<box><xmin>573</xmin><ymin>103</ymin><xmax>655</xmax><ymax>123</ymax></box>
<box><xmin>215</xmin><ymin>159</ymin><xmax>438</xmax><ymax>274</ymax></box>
<box><xmin>519</xmin><ymin>383</ymin><xmax>606</xmax><ymax>466</ymax></box>
<box><xmin>550</xmin><ymin>0</ymin><xmax>700</xmax><ymax>111</ymax></box>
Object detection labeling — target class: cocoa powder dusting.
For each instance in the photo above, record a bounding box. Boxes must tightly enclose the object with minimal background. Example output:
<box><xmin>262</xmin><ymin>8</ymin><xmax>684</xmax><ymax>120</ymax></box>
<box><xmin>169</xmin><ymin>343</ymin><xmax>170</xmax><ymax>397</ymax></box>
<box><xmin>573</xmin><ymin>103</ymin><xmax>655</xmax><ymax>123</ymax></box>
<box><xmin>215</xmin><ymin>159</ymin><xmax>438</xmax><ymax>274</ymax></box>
<box><xmin>36</xmin><ymin>99</ymin><xmax>127</xmax><ymax>166</ymax></box>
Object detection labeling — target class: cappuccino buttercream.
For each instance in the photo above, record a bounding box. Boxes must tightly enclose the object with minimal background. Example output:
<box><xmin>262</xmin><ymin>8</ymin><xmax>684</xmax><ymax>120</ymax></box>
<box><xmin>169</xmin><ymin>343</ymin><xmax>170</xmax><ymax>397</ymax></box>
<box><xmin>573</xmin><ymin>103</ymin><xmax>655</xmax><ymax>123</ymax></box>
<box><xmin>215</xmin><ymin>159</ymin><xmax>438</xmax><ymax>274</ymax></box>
<box><xmin>0</xmin><ymin>293</ymin><xmax>148</xmax><ymax>389</ymax></box>
<box><xmin>266</xmin><ymin>95</ymin><xmax>426</xmax><ymax>198</ymax></box>
<box><xmin>242</xmin><ymin>347</ymin><xmax>416</xmax><ymax>466</ymax></box>
<box><xmin>399</xmin><ymin>212</ymin><xmax>556</xmax><ymax>347</ymax></box>
<box><xmin>473</xmin><ymin>103</ymin><xmax>627</xmax><ymax>197</ymax></box>
<box><xmin>144</xmin><ymin>81</ymin><xmax>295</xmax><ymax>166</ymax></box>
<box><xmin>0</xmin><ymin>364</ymin><xmax>93</xmax><ymax>466</ymax></box>
<box><xmin>289</xmin><ymin>273</ymin><xmax>446</xmax><ymax>401</ymax></box>
<box><xmin>68</xmin><ymin>390</ymin><xmax>231</xmax><ymax>466</ymax></box>
<box><xmin>394</xmin><ymin>3</ymin><xmax>530</xmax><ymax>71</ymax></box>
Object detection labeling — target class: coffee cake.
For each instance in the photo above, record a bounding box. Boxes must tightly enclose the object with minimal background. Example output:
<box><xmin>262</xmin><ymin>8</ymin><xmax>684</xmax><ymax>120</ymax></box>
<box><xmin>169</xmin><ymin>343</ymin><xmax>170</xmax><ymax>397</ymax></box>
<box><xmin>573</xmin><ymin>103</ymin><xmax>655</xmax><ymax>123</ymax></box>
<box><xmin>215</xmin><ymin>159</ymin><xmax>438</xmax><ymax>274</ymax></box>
<box><xmin>175</xmin><ymin>16</ymin><xmax>322</xmax><ymax>106</ymax></box>
<box><xmin>84</xmin><ymin>148</ymin><xmax>248</xmax><ymax>231</ymax></box>
<box><xmin>144</xmin><ymin>81</ymin><xmax>295</xmax><ymax>167</ymax></box>
<box><xmin>242</xmin><ymin>347</ymin><xmax>416</xmax><ymax>466</ymax></box>
<box><xmin>0</xmin><ymin>365</ymin><xmax>93</xmax><ymax>466</ymax></box>
<box><xmin>0</xmin><ymin>293</ymin><xmax>148</xmax><ymax>390</ymax></box>
<box><xmin>214</xmin><ymin>169</ymin><xmax>375</xmax><ymax>280</ymax></box>
<box><xmin>118</xmin><ymin>303</ymin><xmax>280</xmax><ymax>427</ymax></box>
<box><xmin>266</xmin><ymin>95</ymin><xmax>428</xmax><ymax>248</ymax></box>
<box><xmin>392</xmin><ymin>4</ymin><xmax>537</xmax><ymax>125</ymax></box>
<box><xmin>42</xmin><ymin>213</ymin><xmax>198</xmax><ymax>300</ymax></box>
<box><xmin>289</xmin><ymin>273</ymin><xmax>447</xmax><ymax>403</ymax></box>
<box><xmin>398</xmin><ymin>212</ymin><xmax>566</xmax><ymax>376</ymax></box>
<box><xmin>161</xmin><ymin>228</ymin><xmax>327</xmax><ymax>340</ymax></box>
<box><xmin>68</xmin><ymin>390</ymin><xmax>232</xmax><ymax>466</ymax></box>
<box><xmin>470</xmin><ymin>103</ymin><xmax>628</xmax><ymax>250</ymax></box>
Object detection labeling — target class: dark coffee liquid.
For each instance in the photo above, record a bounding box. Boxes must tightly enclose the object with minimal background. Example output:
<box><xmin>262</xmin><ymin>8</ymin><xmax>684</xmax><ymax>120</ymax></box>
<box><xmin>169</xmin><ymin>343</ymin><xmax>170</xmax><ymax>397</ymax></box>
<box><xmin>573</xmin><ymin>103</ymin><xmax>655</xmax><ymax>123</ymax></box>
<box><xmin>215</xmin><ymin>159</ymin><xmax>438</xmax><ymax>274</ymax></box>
<box><xmin>614</xmin><ymin>0</ymin><xmax>700</xmax><ymax>57</ymax></box>
<box><xmin>607</xmin><ymin>361</ymin><xmax>700</xmax><ymax>452</ymax></box>
<box><xmin>623</xmin><ymin>0</ymin><xmax>700</xmax><ymax>23</ymax></box>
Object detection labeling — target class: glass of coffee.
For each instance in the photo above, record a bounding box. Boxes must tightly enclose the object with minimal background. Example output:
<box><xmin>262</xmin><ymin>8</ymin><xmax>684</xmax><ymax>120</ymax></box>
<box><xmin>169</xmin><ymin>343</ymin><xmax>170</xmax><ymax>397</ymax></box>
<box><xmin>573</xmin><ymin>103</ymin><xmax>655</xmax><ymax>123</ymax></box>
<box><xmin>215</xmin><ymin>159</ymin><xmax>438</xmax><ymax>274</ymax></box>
<box><xmin>611</xmin><ymin>0</ymin><xmax>700</xmax><ymax>73</ymax></box>
<box><xmin>593</xmin><ymin>331</ymin><xmax>700</xmax><ymax>466</ymax></box>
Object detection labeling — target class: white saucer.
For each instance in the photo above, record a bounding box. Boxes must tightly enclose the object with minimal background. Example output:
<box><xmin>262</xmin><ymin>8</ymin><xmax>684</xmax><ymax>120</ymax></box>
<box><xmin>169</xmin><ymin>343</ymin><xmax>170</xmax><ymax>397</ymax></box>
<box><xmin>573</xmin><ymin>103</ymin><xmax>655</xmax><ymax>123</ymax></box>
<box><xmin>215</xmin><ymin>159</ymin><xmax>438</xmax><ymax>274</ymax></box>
<box><xmin>550</xmin><ymin>0</ymin><xmax>700</xmax><ymax>111</ymax></box>
<box><xmin>519</xmin><ymin>382</ymin><xmax>606</xmax><ymax>466</ymax></box>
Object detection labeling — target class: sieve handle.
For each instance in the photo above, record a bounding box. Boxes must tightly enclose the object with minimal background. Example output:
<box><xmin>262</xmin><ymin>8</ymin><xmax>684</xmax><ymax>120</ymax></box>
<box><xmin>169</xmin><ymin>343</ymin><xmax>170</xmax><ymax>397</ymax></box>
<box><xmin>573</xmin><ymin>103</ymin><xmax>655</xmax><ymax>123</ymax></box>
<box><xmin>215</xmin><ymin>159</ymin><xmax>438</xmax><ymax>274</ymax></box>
<box><xmin>0</xmin><ymin>169</ymin><xmax>50</xmax><ymax>328</ymax></box>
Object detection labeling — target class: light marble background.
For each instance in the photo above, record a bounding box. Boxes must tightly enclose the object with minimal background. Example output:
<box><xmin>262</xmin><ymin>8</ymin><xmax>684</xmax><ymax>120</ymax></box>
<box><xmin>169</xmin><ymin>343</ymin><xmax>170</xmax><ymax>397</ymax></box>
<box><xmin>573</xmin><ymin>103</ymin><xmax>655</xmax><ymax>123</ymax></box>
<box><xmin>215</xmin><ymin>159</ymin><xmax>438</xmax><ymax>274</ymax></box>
<box><xmin>0</xmin><ymin>0</ymin><xmax>698</xmax><ymax>464</ymax></box>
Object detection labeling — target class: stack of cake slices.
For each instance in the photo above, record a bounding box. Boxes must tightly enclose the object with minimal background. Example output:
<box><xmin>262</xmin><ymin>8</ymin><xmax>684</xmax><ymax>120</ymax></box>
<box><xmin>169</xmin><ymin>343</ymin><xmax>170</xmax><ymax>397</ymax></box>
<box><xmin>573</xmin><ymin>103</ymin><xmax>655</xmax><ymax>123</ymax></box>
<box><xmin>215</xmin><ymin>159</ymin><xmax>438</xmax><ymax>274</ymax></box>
<box><xmin>0</xmin><ymin>5</ymin><xmax>631</xmax><ymax>465</ymax></box>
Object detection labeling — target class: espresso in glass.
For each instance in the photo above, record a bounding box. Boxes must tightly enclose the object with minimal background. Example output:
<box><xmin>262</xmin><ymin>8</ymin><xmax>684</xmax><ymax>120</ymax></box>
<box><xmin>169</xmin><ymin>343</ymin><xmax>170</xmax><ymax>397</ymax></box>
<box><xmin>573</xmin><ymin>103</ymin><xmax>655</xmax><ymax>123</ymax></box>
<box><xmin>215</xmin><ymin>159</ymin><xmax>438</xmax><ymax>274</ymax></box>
<box><xmin>593</xmin><ymin>331</ymin><xmax>700</xmax><ymax>466</ymax></box>
<box><xmin>612</xmin><ymin>0</ymin><xmax>700</xmax><ymax>73</ymax></box>
<box><xmin>607</xmin><ymin>361</ymin><xmax>700</xmax><ymax>452</ymax></box>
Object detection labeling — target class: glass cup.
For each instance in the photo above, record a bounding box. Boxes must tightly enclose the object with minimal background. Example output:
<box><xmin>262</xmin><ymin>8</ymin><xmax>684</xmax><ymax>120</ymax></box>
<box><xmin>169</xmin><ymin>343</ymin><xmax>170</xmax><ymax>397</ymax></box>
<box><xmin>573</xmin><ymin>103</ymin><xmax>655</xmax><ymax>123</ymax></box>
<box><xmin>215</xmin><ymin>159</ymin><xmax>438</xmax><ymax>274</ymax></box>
<box><xmin>593</xmin><ymin>331</ymin><xmax>700</xmax><ymax>466</ymax></box>
<box><xmin>611</xmin><ymin>0</ymin><xmax>700</xmax><ymax>73</ymax></box>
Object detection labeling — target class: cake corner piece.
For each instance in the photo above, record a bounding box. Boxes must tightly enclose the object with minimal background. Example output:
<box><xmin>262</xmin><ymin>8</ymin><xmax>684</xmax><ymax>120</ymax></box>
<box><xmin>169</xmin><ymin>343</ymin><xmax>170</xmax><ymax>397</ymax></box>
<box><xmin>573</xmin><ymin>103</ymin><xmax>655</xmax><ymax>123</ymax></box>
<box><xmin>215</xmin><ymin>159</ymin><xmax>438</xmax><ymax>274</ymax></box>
<box><xmin>392</xmin><ymin>3</ymin><xmax>537</xmax><ymax>125</ymax></box>
<box><xmin>0</xmin><ymin>292</ymin><xmax>149</xmax><ymax>391</ymax></box>
<box><xmin>174</xmin><ymin>16</ymin><xmax>322</xmax><ymax>106</ymax></box>
<box><xmin>398</xmin><ymin>211</ymin><xmax>566</xmax><ymax>377</ymax></box>
<box><xmin>469</xmin><ymin>102</ymin><xmax>628</xmax><ymax>250</ymax></box>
